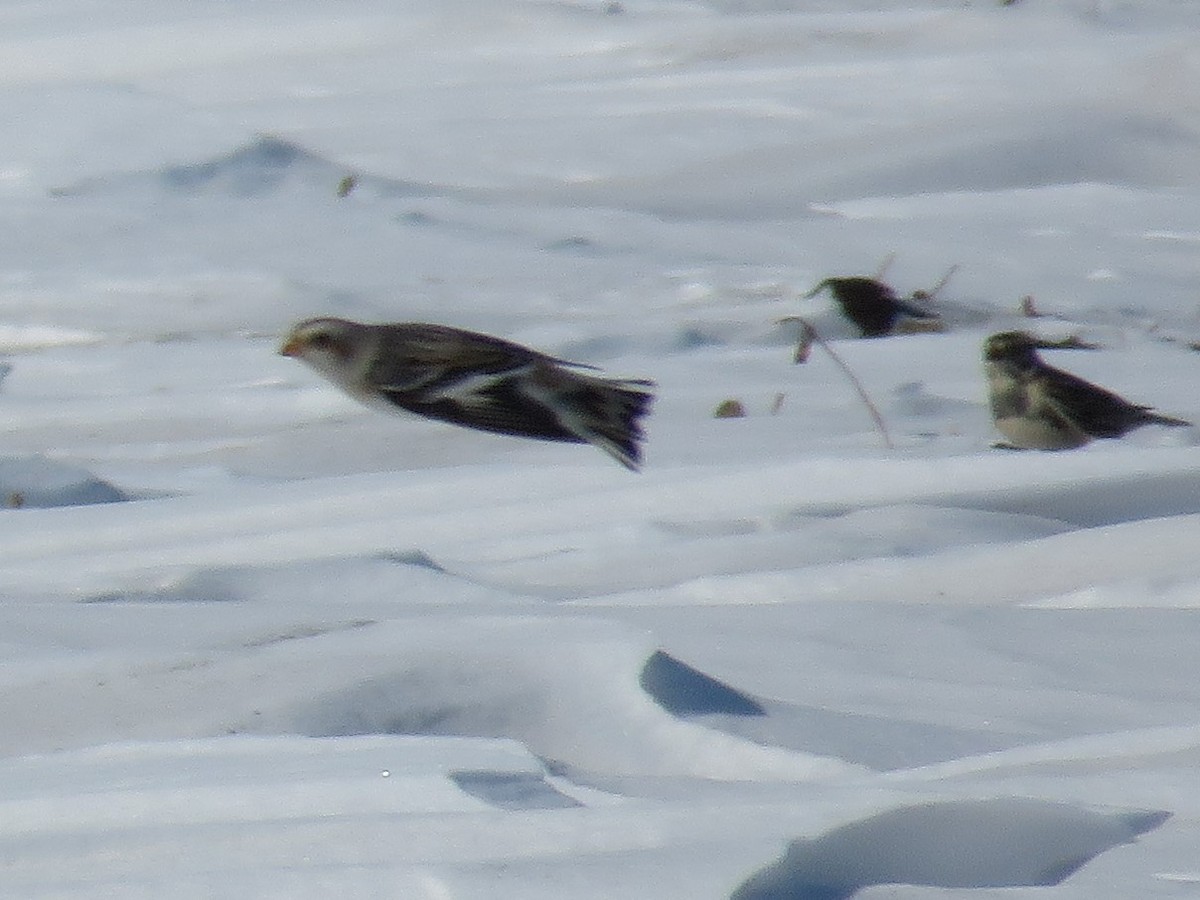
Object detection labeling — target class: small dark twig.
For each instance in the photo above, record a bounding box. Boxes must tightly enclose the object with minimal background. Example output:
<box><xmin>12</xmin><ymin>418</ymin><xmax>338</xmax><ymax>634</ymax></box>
<box><xmin>911</xmin><ymin>264</ymin><xmax>959</xmax><ymax>303</ymax></box>
<box><xmin>793</xmin><ymin>318</ymin><xmax>815</xmax><ymax>363</ymax></box>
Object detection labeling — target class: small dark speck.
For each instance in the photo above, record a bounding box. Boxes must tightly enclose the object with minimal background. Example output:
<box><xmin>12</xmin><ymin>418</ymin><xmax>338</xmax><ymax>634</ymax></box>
<box><xmin>378</xmin><ymin>550</ymin><xmax>446</xmax><ymax>572</ymax></box>
<box><xmin>675</xmin><ymin>327</ymin><xmax>721</xmax><ymax>350</ymax></box>
<box><xmin>399</xmin><ymin>210</ymin><xmax>437</xmax><ymax>226</ymax></box>
<box><xmin>543</xmin><ymin>235</ymin><xmax>597</xmax><ymax>254</ymax></box>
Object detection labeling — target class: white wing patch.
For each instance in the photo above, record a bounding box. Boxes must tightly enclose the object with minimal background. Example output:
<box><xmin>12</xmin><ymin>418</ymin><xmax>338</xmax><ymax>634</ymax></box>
<box><xmin>424</xmin><ymin>367</ymin><xmax>532</xmax><ymax>408</ymax></box>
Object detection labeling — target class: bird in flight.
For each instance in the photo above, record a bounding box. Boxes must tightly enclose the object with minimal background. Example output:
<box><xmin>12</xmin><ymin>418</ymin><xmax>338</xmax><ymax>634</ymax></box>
<box><xmin>280</xmin><ymin>318</ymin><xmax>654</xmax><ymax>470</ymax></box>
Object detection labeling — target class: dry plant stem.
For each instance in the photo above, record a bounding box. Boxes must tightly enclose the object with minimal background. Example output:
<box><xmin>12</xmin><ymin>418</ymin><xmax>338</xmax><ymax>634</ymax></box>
<box><xmin>924</xmin><ymin>264</ymin><xmax>959</xmax><ymax>301</ymax></box>
<box><xmin>811</xmin><ymin>323</ymin><xmax>894</xmax><ymax>449</ymax></box>
<box><xmin>793</xmin><ymin>319</ymin><xmax>815</xmax><ymax>363</ymax></box>
<box><xmin>780</xmin><ymin>316</ymin><xmax>894</xmax><ymax>449</ymax></box>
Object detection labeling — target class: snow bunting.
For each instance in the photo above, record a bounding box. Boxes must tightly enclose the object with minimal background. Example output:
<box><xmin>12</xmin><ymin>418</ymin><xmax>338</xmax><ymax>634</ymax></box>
<box><xmin>805</xmin><ymin>276</ymin><xmax>941</xmax><ymax>338</ymax></box>
<box><xmin>280</xmin><ymin>318</ymin><xmax>654</xmax><ymax>470</ymax></box>
<box><xmin>983</xmin><ymin>330</ymin><xmax>1189</xmax><ymax>450</ymax></box>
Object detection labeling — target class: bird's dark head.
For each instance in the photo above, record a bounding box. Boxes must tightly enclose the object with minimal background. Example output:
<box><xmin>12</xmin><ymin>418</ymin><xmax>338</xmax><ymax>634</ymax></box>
<box><xmin>984</xmin><ymin>331</ymin><xmax>1042</xmax><ymax>366</ymax></box>
<box><xmin>804</xmin><ymin>276</ymin><xmax>894</xmax><ymax>303</ymax></box>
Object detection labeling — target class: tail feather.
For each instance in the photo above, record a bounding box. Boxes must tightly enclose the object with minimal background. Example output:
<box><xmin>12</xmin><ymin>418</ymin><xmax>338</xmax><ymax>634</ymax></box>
<box><xmin>554</xmin><ymin>376</ymin><xmax>654</xmax><ymax>471</ymax></box>
<box><xmin>1144</xmin><ymin>410</ymin><xmax>1191</xmax><ymax>429</ymax></box>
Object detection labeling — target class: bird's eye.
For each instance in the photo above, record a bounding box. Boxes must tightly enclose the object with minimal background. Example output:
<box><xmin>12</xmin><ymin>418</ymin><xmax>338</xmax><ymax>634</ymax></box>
<box><xmin>309</xmin><ymin>333</ymin><xmax>335</xmax><ymax>351</ymax></box>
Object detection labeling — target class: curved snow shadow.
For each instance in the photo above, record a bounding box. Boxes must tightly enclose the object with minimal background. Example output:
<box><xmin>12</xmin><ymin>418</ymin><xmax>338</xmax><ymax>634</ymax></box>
<box><xmin>951</xmin><ymin>468</ymin><xmax>1200</xmax><ymax>529</ymax></box>
<box><xmin>639</xmin><ymin>650</ymin><xmax>765</xmax><ymax>717</ymax></box>
<box><xmin>249</xmin><ymin>625</ymin><xmax>859</xmax><ymax>781</ymax></box>
<box><xmin>161</xmin><ymin>136</ymin><xmax>332</xmax><ymax>196</ymax></box>
<box><xmin>700</xmin><ymin>698</ymin><xmax>1022</xmax><ymax>772</ymax></box>
<box><xmin>259</xmin><ymin>638</ymin><xmax>1004</xmax><ymax>777</ymax></box>
<box><xmin>637</xmin><ymin>653</ymin><xmax>1005</xmax><ymax>770</ymax></box>
<box><xmin>0</xmin><ymin>456</ymin><xmax>128</xmax><ymax>509</ymax></box>
<box><xmin>448</xmin><ymin>769</ymin><xmax>583</xmax><ymax>810</ymax></box>
<box><xmin>731</xmin><ymin>798</ymin><xmax>1170</xmax><ymax>899</ymax></box>
<box><xmin>52</xmin><ymin>135</ymin><xmax>431</xmax><ymax>201</ymax></box>
<box><xmin>212</xmin><ymin>602</ymin><xmax>1012</xmax><ymax>775</ymax></box>
<box><xmin>78</xmin><ymin>551</ymin><xmax>459</xmax><ymax>606</ymax></box>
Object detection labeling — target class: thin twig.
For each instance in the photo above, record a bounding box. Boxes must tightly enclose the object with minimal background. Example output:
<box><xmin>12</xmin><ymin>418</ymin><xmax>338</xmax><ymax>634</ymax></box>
<box><xmin>922</xmin><ymin>264</ymin><xmax>959</xmax><ymax>302</ymax></box>
<box><xmin>793</xmin><ymin>318</ymin><xmax>815</xmax><ymax>363</ymax></box>
<box><xmin>778</xmin><ymin>317</ymin><xmax>893</xmax><ymax>449</ymax></box>
<box><xmin>873</xmin><ymin>253</ymin><xmax>896</xmax><ymax>281</ymax></box>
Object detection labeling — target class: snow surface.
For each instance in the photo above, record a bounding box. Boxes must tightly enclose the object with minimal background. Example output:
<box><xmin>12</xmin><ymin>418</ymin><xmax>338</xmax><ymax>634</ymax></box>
<box><xmin>1</xmin><ymin>1</ymin><xmax>1199</xmax><ymax>897</ymax></box>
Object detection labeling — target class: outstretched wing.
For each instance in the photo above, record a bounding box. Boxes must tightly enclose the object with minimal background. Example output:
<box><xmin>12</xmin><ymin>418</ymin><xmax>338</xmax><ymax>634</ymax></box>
<box><xmin>363</xmin><ymin>323</ymin><xmax>653</xmax><ymax>468</ymax></box>
<box><xmin>362</xmin><ymin>324</ymin><xmax>589</xmax><ymax>442</ymax></box>
<box><xmin>367</xmin><ymin>324</ymin><xmax>539</xmax><ymax>389</ymax></box>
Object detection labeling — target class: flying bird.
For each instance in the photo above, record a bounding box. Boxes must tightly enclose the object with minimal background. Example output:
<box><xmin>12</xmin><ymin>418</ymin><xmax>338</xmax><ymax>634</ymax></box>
<box><xmin>280</xmin><ymin>318</ymin><xmax>654</xmax><ymax>470</ymax></box>
<box><xmin>805</xmin><ymin>276</ymin><xmax>941</xmax><ymax>338</ymax></box>
<box><xmin>983</xmin><ymin>330</ymin><xmax>1189</xmax><ymax>450</ymax></box>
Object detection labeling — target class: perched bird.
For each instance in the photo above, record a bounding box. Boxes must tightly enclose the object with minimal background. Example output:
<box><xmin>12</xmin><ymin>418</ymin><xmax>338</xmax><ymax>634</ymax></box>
<box><xmin>805</xmin><ymin>276</ymin><xmax>941</xmax><ymax>338</ymax></box>
<box><xmin>280</xmin><ymin>318</ymin><xmax>654</xmax><ymax>470</ymax></box>
<box><xmin>983</xmin><ymin>330</ymin><xmax>1189</xmax><ymax>450</ymax></box>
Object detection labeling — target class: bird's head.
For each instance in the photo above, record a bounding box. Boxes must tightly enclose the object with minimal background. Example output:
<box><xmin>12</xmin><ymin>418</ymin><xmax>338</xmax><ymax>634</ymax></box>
<box><xmin>984</xmin><ymin>330</ymin><xmax>1041</xmax><ymax>367</ymax></box>
<box><xmin>279</xmin><ymin>317</ymin><xmax>375</xmax><ymax>381</ymax></box>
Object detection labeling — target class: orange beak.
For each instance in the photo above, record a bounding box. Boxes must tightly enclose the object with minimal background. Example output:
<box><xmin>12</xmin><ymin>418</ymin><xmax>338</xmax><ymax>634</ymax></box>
<box><xmin>279</xmin><ymin>337</ymin><xmax>303</xmax><ymax>358</ymax></box>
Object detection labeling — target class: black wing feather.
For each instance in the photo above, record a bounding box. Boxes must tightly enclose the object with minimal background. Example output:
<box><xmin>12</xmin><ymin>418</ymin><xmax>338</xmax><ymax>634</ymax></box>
<box><xmin>379</xmin><ymin>375</ymin><xmax>586</xmax><ymax>444</ymax></box>
<box><xmin>1041</xmin><ymin>364</ymin><xmax>1174</xmax><ymax>438</ymax></box>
